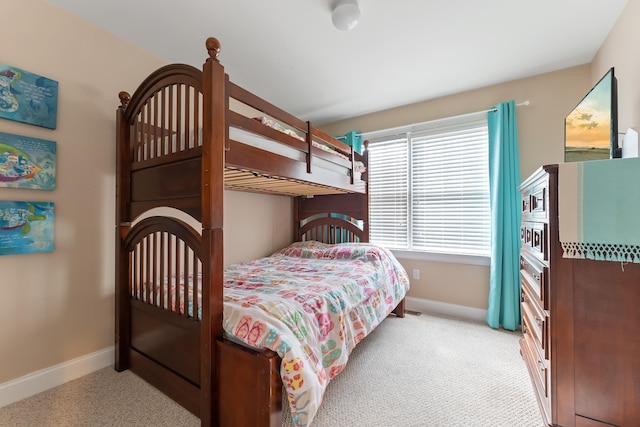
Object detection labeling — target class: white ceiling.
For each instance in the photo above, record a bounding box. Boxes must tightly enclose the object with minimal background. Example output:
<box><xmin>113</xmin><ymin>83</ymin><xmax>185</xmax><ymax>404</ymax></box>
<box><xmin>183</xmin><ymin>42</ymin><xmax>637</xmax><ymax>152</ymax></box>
<box><xmin>48</xmin><ymin>0</ymin><xmax>627</xmax><ymax>124</ymax></box>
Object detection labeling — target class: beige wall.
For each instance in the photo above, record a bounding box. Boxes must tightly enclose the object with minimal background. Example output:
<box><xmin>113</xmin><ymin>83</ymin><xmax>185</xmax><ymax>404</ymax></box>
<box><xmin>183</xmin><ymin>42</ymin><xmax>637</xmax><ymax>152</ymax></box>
<box><xmin>0</xmin><ymin>0</ymin><xmax>291</xmax><ymax>384</ymax></box>
<box><xmin>0</xmin><ymin>0</ymin><xmax>163</xmax><ymax>383</ymax></box>
<box><xmin>322</xmin><ymin>0</ymin><xmax>639</xmax><ymax>310</ymax></box>
<box><xmin>2</xmin><ymin>0</ymin><xmax>638</xmax><ymax>386</ymax></box>
<box><xmin>324</xmin><ymin>65</ymin><xmax>592</xmax><ymax>183</ymax></box>
<box><xmin>224</xmin><ymin>191</ymin><xmax>292</xmax><ymax>265</ymax></box>
<box><xmin>321</xmin><ymin>66</ymin><xmax>592</xmax><ymax>307</ymax></box>
<box><xmin>591</xmin><ymin>0</ymin><xmax>640</xmax><ymax>135</ymax></box>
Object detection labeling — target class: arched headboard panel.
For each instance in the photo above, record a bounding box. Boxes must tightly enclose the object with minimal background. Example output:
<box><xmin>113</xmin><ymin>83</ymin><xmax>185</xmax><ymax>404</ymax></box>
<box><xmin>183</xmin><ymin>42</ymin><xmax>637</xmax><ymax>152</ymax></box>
<box><xmin>122</xmin><ymin>216</ymin><xmax>203</xmax><ymax>318</ymax></box>
<box><xmin>118</xmin><ymin>215</ymin><xmax>204</xmax><ymax>388</ymax></box>
<box><xmin>117</xmin><ymin>64</ymin><xmax>206</xmax><ymax>223</ymax></box>
<box><xmin>298</xmin><ymin>215</ymin><xmax>364</xmax><ymax>243</ymax></box>
<box><xmin>295</xmin><ymin>193</ymin><xmax>369</xmax><ymax>243</ymax></box>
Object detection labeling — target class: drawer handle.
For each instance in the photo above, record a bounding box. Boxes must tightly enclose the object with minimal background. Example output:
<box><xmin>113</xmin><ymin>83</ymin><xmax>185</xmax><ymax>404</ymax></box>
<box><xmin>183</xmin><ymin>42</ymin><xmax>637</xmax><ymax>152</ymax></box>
<box><xmin>521</xmin><ymin>293</ymin><xmax>528</xmax><ymax>303</ymax></box>
<box><xmin>533</xmin><ymin>196</ymin><xmax>543</xmax><ymax>211</ymax></box>
<box><xmin>523</xmin><ymin>324</ymin><xmax>528</xmax><ymax>334</ymax></box>
<box><xmin>535</xmin><ymin>316</ymin><xmax>543</xmax><ymax>327</ymax></box>
<box><xmin>533</xmin><ymin>273</ymin><xmax>540</xmax><ymax>282</ymax></box>
<box><xmin>537</xmin><ymin>359</ymin><xmax>545</xmax><ymax>373</ymax></box>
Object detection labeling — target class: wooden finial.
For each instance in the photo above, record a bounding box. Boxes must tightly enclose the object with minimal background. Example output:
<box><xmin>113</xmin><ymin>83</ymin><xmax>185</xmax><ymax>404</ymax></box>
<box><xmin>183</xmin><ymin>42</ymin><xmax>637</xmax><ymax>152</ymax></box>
<box><xmin>119</xmin><ymin>91</ymin><xmax>131</xmax><ymax>108</ymax></box>
<box><xmin>206</xmin><ymin>37</ymin><xmax>221</xmax><ymax>62</ymax></box>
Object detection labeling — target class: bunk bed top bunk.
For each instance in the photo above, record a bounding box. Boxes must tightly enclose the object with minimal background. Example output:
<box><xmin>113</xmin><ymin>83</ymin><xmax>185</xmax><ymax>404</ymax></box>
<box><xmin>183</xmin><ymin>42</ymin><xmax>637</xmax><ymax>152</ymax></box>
<box><xmin>117</xmin><ymin>37</ymin><xmax>366</xmax><ymax>222</ymax></box>
<box><xmin>115</xmin><ymin>37</ymin><xmax>404</xmax><ymax>427</ymax></box>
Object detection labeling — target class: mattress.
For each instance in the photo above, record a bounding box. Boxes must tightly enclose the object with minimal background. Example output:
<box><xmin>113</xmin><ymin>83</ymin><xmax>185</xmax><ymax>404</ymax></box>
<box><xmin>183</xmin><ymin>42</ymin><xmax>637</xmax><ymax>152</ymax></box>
<box><xmin>229</xmin><ymin>126</ymin><xmax>366</xmax><ymax>176</ymax></box>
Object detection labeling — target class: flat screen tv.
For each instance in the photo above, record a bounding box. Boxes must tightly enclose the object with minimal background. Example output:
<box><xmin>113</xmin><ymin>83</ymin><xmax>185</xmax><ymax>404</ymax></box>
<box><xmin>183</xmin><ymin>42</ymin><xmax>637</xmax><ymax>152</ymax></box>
<box><xmin>564</xmin><ymin>67</ymin><xmax>620</xmax><ymax>162</ymax></box>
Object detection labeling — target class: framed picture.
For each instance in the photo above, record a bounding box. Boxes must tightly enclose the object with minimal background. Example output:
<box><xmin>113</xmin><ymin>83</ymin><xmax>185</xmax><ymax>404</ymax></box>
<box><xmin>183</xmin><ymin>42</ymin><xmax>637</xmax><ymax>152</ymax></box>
<box><xmin>564</xmin><ymin>68</ymin><xmax>620</xmax><ymax>162</ymax></box>
<box><xmin>0</xmin><ymin>132</ymin><xmax>56</xmax><ymax>190</ymax></box>
<box><xmin>0</xmin><ymin>201</ymin><xmax>54</xmax><ymax>255</ymax></box>
<box><xmin>0</xmin><ymin>63</ymin><xmax>58</xmax><ymax>129</ymax></box>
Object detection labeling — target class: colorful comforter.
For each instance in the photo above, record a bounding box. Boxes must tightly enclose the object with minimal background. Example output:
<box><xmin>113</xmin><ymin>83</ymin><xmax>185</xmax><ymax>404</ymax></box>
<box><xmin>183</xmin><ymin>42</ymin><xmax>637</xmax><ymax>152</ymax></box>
<box><xmin>222</xmin><ymin>241</ymin><xmax>410</xmax><ymax>427</ymax></box>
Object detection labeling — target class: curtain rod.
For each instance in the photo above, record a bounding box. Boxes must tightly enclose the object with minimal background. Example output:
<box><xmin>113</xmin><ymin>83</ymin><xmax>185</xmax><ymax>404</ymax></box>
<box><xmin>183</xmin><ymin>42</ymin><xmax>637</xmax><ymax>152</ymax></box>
<box><xmin>353</xmin><ymin>100</ymin><xmax>530</xmax><ymax>141</ymax></box>
<box><xmin>489</xmin><ymin>100</ymin><xmax>530</xmax><ymax>112</ymax></box>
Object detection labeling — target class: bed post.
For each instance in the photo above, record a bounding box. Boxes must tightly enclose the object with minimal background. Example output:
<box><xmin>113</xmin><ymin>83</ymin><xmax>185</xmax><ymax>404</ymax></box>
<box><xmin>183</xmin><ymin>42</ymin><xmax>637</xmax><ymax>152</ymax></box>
<box><xmin>201</xmin><ymin>37</ymin><xmax>226</xmax><ymax>427</ymax></box>
<box><xmin>361</xmin><ymin>140</ymin><xmax>370</xmax><ymax>243</ymax></box>
<box><xmin>293</xmin><ymin>197</ymin><xmax>301</xmax><ymax>241</ymax></box>
<box><xmin>115</xmin><ymin>91</ymin><xmax>132</xmax><ymax>372</ymax></box>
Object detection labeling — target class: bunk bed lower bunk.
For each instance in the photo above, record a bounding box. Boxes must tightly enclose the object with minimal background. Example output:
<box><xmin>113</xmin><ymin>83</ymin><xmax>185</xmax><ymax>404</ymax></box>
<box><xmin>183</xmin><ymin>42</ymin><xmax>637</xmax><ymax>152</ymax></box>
<box><xmin>115</xmin><ymin>37</ymin><xmax>409</xmax><ymax>427</ymax></box>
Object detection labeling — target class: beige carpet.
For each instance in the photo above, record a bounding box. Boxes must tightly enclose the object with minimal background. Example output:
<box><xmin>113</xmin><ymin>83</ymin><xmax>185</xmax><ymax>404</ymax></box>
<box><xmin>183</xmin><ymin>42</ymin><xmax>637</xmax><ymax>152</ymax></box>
<box><xmin>0</xmin><ymin>313</ymin><xmax>543</xmax><ymax>427</ymax></box>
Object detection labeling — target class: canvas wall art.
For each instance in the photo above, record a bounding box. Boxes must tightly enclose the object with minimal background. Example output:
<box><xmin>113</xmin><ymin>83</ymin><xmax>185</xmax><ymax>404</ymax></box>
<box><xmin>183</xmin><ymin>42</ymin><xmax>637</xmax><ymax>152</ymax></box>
<box><xmin>0</xmin><ymin>201</ymin><xmax>54</xmax><ymax>255</ymax></box>
<box><xmin>0</xmin><ymin>131</ymin><xmax>56</xmax><ymax>190</ymax></box>
<box><xmin>0</xmin><ymin>63</ymin><xmax>58</xmax><ymax>129</ymax></box>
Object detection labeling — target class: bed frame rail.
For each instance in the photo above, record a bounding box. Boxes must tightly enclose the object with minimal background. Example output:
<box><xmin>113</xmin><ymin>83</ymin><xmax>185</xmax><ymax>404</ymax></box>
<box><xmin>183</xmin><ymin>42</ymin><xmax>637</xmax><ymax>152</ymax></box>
<box><xmin>217</xmin><ymin>339</ymin><xmax>282</xmax><ymax>427</ymax></box>
<box><xmin>226</xmin><ymin>74</ymin><xmax>366</xmax><ymax>196</ymax></box>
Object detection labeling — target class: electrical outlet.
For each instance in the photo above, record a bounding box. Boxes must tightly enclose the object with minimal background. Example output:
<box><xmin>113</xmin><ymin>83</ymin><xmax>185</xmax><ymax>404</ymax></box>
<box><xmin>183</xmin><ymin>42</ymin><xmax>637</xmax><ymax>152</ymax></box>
<box><xmin>412</xmin><ymin>269</ymin><xmax>420</xmax><ymax>280</ymax></box>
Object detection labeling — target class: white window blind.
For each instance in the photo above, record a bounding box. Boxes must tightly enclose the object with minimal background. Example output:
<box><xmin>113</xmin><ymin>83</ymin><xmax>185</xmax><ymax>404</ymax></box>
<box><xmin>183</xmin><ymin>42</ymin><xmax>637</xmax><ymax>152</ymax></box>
<box><xmin>366</xmin><ymin>115</ymin><xmax>490</xmax><ymax>257</ymax></box>
<box><xmin>368</xmin><ymin>136</ymin><xmax>409</xmax><ymax>246</ymax></box>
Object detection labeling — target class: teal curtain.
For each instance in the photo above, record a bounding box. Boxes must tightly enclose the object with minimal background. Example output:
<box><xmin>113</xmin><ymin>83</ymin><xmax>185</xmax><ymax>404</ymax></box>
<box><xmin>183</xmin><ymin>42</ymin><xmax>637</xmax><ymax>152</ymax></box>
<box><xmin>486</xmin><ymin>100</ymin><xmax>521</xmax><ymax>331</ymax></box>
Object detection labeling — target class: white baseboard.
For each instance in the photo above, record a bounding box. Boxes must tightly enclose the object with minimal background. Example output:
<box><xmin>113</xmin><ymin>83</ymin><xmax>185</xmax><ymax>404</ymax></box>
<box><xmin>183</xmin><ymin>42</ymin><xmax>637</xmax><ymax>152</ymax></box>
<box><xmin>405</xmin><ymin>296</ymin><xmax>488</xmax><ymax>323</ymax></box>
<box><xmin>0</xmin><ymin>346</ymin><xmax>114</xmax><ymax>409</ymax></box>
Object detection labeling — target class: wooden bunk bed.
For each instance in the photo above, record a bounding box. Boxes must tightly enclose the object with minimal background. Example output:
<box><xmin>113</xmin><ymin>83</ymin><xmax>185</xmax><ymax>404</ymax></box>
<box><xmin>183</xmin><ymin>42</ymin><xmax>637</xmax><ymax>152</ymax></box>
<box><xmin>115</xmin><ymin>37</ymin><xmax>408</xmax><ymax>427</ymax></box>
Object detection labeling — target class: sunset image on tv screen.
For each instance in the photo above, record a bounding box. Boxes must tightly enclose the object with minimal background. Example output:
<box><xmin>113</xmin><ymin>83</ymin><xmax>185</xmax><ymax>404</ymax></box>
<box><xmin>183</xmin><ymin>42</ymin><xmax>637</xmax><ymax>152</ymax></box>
<box><xmin>565</xmin><ymin>71</ymin><xmax>612</xmax><ymax>162</ymax></box>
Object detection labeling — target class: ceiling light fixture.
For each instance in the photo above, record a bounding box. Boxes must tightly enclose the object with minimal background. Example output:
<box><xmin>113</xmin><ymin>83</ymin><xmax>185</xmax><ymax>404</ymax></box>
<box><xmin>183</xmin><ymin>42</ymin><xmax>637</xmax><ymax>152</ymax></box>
<box><xmin>331</xmin><ymin>0</ymin><xmax>361</xmax><ymax>31</ymax></box>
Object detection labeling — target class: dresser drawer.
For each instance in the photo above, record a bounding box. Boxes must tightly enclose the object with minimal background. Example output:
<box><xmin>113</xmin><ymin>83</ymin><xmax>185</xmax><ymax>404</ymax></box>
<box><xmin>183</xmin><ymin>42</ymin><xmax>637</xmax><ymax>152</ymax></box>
<box><xmin>520</xmin><ymin>332</ymin><xmax>551</xmax><ymax>422</ymax></box>
<box><xmin>521</xmin><ymin>221</ymin><xmax>548</xmax><ymax>261</ymax></box>
<box><xmin>521</xmin><ymin>283</ymin><xmax>549</xmax><ymax>359</ymax></box>
<box><xmin>521</xmin><ymin>174</ymin><xmax>549</xmax><ymax>222</ymax></box>
<box><xmin>521</xmin><ymin>327</ymin><xmax>549</xmax><ymax>395</ymax></box>
<box><xmin>520</xmin><ymin>252</ymin><xmax>548</xmax><ymax>310</ymax></box>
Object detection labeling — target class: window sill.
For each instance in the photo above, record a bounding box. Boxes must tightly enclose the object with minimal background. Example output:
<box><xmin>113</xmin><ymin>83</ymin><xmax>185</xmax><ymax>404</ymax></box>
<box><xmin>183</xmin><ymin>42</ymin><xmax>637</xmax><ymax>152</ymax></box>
<box><xmin>390</xmin><ymin>249</ymin><xmax>491</xmax><ymax>266</ymax></box>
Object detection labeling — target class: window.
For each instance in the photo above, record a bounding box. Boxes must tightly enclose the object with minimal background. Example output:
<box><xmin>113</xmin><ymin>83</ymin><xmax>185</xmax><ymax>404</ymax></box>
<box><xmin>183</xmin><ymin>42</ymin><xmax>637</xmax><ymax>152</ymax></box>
<box><xmin>365</xmin><ymin>113</ymin><xmax>490</xmax><ymax>259</ymax></box>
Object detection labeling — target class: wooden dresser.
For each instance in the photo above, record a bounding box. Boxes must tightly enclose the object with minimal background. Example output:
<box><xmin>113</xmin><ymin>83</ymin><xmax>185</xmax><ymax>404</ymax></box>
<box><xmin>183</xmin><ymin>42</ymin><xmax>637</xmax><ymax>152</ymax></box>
<box><xmin>519</xmin><ymin>164</ymin><xmax>640</xmax><ymax>427</ymax></box>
